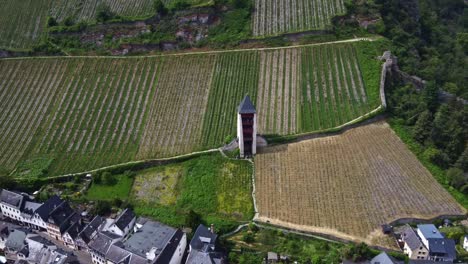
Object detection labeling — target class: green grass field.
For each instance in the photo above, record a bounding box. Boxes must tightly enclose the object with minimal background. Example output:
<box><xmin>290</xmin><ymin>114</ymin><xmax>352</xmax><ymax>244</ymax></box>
<box><xmin>86</xmin><ymin>174</ymin><xmax>134</xmax><ymax>201</ymax></box>
<box><xmin>0</xmin><ymin>40</ymin><xmax>383</xmax><ymax>177</ymax></box>
<box><xmin>130</xmin><ymin>153</ymin><xmax>254</xmax><ymax>233</ymax></box>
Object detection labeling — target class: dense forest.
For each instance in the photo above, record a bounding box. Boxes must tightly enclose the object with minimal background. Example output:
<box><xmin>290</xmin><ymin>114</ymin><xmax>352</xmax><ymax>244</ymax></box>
<box><xmin>372</xmin><ymin>0</ymin><xmax>467</xmax><ymax>196</ymax></box>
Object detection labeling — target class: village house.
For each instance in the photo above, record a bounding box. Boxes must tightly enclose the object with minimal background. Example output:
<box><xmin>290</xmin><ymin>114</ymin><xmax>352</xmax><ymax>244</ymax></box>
<box><xmin>401</xmin><ymin>224</ymin><xmax>456</xmax><ymax>262</ymax></box>
<box><xmin>0</xmin><ymin>189</ymin><xmax>188</xmax><ymax>264</ymax></box>
<box><xmin>401</xmin><ymin>226</ymin><xmax>429</xmax><ymax>260</ymax></box>
<box><xmin>463</xmin><ymin>235</ymin><xmax>468</xmax><ymax>251</ymax></box>
<box><xmin>106</xmin><ymin>208</ymin><xmax>136</xmax><ymax>237</ymax></box>
<box><xmin>75</xmin><ymin>215</ymin><xmax>106</xmax><ymax>250</ymax></box>
<box><xmin>88</xmin><ymin>216</ymin><xmax>186</xmax><ymax>264</ymax></box>
<box><xmin>186</xmin><ymin>224</ymin><xmax>226</xmax><ymax>264</ymax></box>
<box><xmin>4</xmin><ymin>228</ymin><xmax>29</xmax><ymax>257</ymax></box>
<box><xmin>0</xmin><ymin>190</ymin><xmax>87</xmax><ymax>249</ymax></box>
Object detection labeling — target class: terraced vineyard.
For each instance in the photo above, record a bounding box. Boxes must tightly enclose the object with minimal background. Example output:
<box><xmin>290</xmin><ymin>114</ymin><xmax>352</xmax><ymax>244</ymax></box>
<box><xmin>255</xmin><ymin>121</ymin><xmax>466</xmax><ymax>247</ymax></box>
<box><xmin>49</xmin><ymin>0</ymin><xmax>154</xmax><ymax>22</ymax></box>
<box><xmin>0</xmin><ymin>0</ymin><xmax>52</xmax><ymax>49</ymax></box>
<box><xmin>0</xmin><ymin>40</ymin><xmax>381</xmax><ymax>176</ymax></box>
<box><xmin>253</xmin><ymin>0</ymin><xmax>346</xmax><ymax>36</ymax></box>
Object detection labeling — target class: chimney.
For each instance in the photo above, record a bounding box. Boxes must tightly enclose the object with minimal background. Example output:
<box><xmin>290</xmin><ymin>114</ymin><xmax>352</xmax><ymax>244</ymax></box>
<box><xmin>210</xmin><ymin>224</ymin><xmax>214</xmax><ymax>234</ymax></box>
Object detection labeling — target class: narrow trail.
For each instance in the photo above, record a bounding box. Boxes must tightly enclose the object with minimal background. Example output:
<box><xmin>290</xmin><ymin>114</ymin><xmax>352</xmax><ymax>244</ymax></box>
<box><xmin>0</xmin><ymin>37</ymin><xmax>381</xmax><ymax>61</ymax></box>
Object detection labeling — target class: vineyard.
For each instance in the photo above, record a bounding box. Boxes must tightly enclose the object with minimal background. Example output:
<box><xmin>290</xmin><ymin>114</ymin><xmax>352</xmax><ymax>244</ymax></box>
<box><xmin>253</xmin><ymin>0</ymin><xmax>346</xmax><ymax>36</ymax></box>
<box><xmin>0</xmin><ymin>40</ymin><xmax>381</xmax><ymax>176</ymax></box>
<box><xmin>48</xmin><ymin>0</ymin><xmax>154</xmax><ymax>22</ymax></box>
<box><xmin>254</xmin><ymin>121</ymin><xmax>466</xmax><ymax>247</ymax></box>
<box><xmin>0</xmin><ymin>0</ymin><xmax>51</xmax><ymax>49</ymax></box>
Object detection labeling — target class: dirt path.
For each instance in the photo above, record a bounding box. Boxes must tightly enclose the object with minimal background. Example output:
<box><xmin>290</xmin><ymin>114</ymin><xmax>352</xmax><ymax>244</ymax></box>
<box><xmin>1</xmin><ymin>37</ymin><xmax>381</xmax><ymax>61</ymax></box>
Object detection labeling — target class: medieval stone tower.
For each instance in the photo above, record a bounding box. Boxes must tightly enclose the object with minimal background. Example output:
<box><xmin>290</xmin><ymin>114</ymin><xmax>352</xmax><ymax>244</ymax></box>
<box><xmin>237</xmin><ymin>95</ymin><xmax>257</xmax><ymax>158</ymax></box>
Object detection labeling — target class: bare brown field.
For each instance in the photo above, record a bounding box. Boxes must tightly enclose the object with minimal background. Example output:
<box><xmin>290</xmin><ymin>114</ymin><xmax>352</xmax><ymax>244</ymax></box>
<box><xmin>254</xmin><ymin>121</ymin><xmax>466</xmax><ymax>248</ymax></box>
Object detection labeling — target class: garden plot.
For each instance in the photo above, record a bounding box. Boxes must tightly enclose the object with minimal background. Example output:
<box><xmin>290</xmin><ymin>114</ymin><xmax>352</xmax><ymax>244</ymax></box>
<box><xmin>255</xmin><ymin>121</ymin><xmax>466</xmax><ymax>247</ymax></box>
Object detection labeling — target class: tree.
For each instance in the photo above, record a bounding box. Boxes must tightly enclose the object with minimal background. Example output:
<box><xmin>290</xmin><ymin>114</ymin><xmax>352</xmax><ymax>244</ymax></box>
<box><xmin>342</xmin><ymin>243</ymin><xmax>372</xmax><ymax>262</ymax></box>
<box><xmin>242</xmin><ymin>232</ymin><xmax>255</xmax><ymax>243</ymax></box>
<box><xmin>93</xmin><ymin>200</ymin><xmax>111</xmax><ymax>215</ymax></box>
<box><xmin>63</xmin><ymin>16</ymin><xmax>75</xmax><ymax>26</ymax></box>
<box><xmin>412</xmin><ymin>110</ymin><xmax>433</xmax><ymax>144</ymax></box>
<box><xmin>113</xmin><ymin>198</ymin><xmax>123</xmax><ymax>207</ymax></box>
<box><xmin>153</xmin><ymin>0</ymin><xmax>168</xmax><ymax>15</ymax></box>
<box><xmin>93</xmin><ymin>173</ymin><xmax>102</xmax><ymax>184</ymax></box>
<box><xmin>455</xmin><ymin>146</ymin><xmax>468</xmax><ymax>171</ymax></box>
<box><xmin>171</xmin><ymin>0</ymin><xmax>190</xmax><ymax>10</ymax></box>
<box><xmin>0</xmin><ymin>167</ymin><xmax>15</xmax><ymax>189</ymax></box>
<box><xmin>446</xmin><ymin>168</ymin><xmax>466</xmax><ymax>189</ymax></box>
<box><xmin>102</xmin><ymin>172</ymin><xmax>116</xmax><ymax>185</ymax></box>
<box><xmin>47</xmin><ymin>16</ymin><xmax>58</xmax><ymax>27</ymax></box>
<box><xmin>185</xmin><ymin>210</ymin><xmax>201</xmax><ymax>230</ymax></box>
<box><xmin>96</xmin><ymin>3</ymin><xmax>113</xmax><ymax>22</ymax></box>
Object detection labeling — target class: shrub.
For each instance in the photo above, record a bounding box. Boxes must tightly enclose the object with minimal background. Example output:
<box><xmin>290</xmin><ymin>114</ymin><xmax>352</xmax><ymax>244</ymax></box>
<box><xmin>153</xmin><ymin>0</ymin><xmax>168</xmax><ymax>15</ymax></box>
<box><xmin>113</xmin><ymin>198</ymin><xmax>123</xmax><ymax>207</ymax></box>
<box><xmin>63</xmin><ymin>16</ymin><xmax>75</xmax><ymax>26</ymax></box>
<box><xmin>96</xmin><ymin>3</ymin><xmax>114</xmax><ymax>22</ymax></box>
<box><xmin>102</xmin><ymin>172</ymin><xmax>117</xmax><ymax>185</ymax></box>
<box><xmin>93</xmin><ymin>173</ymin><xmax>102</xmax><ymax>184</ymax></box>
<box><xmin>93</xmin><ymin>200</ymin><xmax>112</xmax><ymax>215</ymax></box>
<box><xmin>171</xmin><ymin>0</ymin><xmax>190</xmax><ymax>11</ymax></box>
<box><xmin>446</xmin><ymin>168</ymin><xmax>466</xmax><ymax>189</ymax></box>
<box><xmin>47</xmin><ymin>16</ymin><xmax>58</xmax><ymax>27</ymax></box>
<box><xmin>242</xmin><ymin>231</ymin><xmax>255</xmax><ymax>243</ymax></box>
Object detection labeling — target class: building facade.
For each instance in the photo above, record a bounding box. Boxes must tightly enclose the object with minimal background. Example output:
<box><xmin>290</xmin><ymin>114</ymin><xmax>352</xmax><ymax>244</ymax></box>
<box><xmin>237</xmin><ymin>95</ymin><xmax>257</xmax><ymax>158</ymax></box>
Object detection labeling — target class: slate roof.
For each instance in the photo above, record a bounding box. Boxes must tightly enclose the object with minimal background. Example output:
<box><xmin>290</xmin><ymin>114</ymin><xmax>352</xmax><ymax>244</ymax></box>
<box><xmin>124</xmin><ymin>220</ymin><xmax>176</xmax><ymax>257</ymax></box>
<box><xmin>417</xmin><ymin>224</ymin><xmax>443</xmax><ymax>240</ymax></box>
<box><xmin>27</xmin><ymin>235</ymin><xmax>55</xmax><ymax>247</ymax></box>
<box><xmin>238</xmin><ymin>95</ymin><xmax>256</xmax><ymax>114</ymax></box>
<box><xmin>401</xmin><ymin>226</ymin><xmax>424</xmax><ymax>251</ymax></box>
<box><xmin>186</xmin><ymin>250</ymin><xmax>226</xmax><ymax>264</ymax></box>
<box><xmin>48</xmin><ymin>201</ymin><xmax>77</xmax><ymax>232</ymax></box>
<box><xmin>106</xmin><ymin>242</ymin><xmax>132</xmax><ymax>263</ymax></box>
<box><xmin>370</xmin><ymin>252</ymin><xmax>403</xmax><ymax>264</ymax></box>
<box><xmin>21</xmin><ymin>201</ymin><xmax>41</xmax><ymax>218</ymax></box>
<box><xmin>35</xmin><ymin>195</ymin><xmax>63</xmax><ymax>221</ymax></box>
<box><xmin>155</xmin><ymin>229</ymin><xmax>184</xmax><ymax>264</ymax></box>
<box><xmin>190</xmin><ymin>224</ymin><xmax>217</xmax><ymax>251</ymax></box>
<box><xmin>0</xmin><ymin>189</ymin><xmax>25</xmax><ymax>209</ymax></box>
<box><xmin>5</xmin><ymin>229</ymin><xmax>28</xmax><ymax>252</ymax></box>
<box><xmin>187</xmin><ymin>225</ymin><xmax>225</xmax><ymax>264</ymax></box>
<box><xmin>65</xmin><ymin>221</ymin><xmax>85</xmax><ymax>240</ymax></box>
<box><xmin>428</xmin><ymin>238</ymin><xmax>455</xmax><ymax>259</ymax></box>
<box><xmin>88</xmin><ymin>232</ymin><xmax>116</xmax><ymax>255</ymax></box>
<box><xmin>114</xmin><ymin>208</ymin><xmax>136</xmax><ymax>230</ymax></box>
<box><xmin>79</xmin><ymin>215</ymin><xmax>105</xmax><ymax>243</ymax></box>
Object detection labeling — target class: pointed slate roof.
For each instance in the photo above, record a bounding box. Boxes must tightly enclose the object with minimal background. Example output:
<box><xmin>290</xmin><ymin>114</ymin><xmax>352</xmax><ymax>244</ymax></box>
<box><xmin>238</xmin><ymin>95</ymin><xmax>256</xmax><ymax>114</ymax></box>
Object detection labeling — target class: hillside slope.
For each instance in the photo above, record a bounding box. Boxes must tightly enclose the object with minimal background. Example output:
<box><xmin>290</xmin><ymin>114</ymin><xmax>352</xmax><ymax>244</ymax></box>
<box><xmin>255</xmin><ymin>121</ymin><xmax>466</xmax><ymax>248</ymax></box>
<box><xmin>0</xmin><ymin>40</ymin><xmax>381</xmax><ymax>176</ymax></box>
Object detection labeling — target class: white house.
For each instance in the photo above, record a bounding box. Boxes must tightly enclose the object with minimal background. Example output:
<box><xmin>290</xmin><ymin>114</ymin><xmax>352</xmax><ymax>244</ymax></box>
<box><xmin>88</xmin><ymin>218</ymin><xmax>186</xmax><ymax>264</ymax></box>
<box><xmin>0</xmin><ymin>190</ymin><xmax>26</xmax><ymax>222</ymax></box>
<box><xmin>401</xmin><ymin>226</ymin><xmax>429</xmax><ymax>260</ymax></box>
<box><xmin>107</xmin><ymin>208</ymin><xmax>136</xmax><ymax>237</ymax></box>
<box><xmin>417</xmin><ymin>224</ymin><xmax>444</xmax><ymax>249</ymax></box>
<box><xmin>464</xmin><ymin>235</ymin><xmax>468</xmax><ymax>251</ymax></box>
